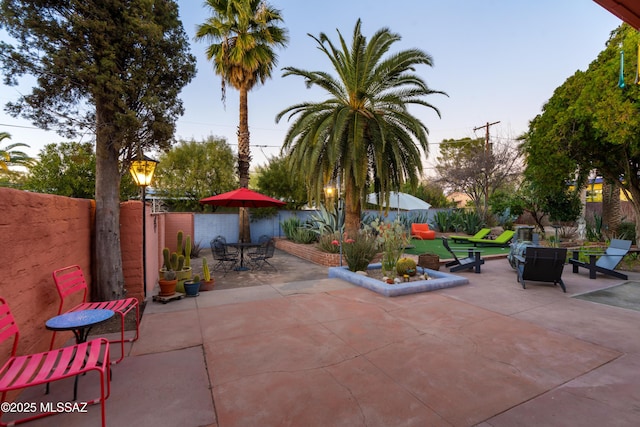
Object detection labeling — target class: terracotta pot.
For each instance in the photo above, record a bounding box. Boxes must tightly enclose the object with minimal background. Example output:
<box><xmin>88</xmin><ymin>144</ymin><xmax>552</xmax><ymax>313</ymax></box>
<box><xmin>158</xmin><ymin>279</ymin><xmax>177</xmax><ymax>296</ymax></box>
<box><xmin>200</xmin><ymin>279</ymin><xmax>215</xmax><ymax>291</ymax></box>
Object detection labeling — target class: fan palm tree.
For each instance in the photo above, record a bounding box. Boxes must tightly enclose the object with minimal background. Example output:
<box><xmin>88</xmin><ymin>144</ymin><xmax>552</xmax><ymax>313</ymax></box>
<box><xmin>195</xmin><ymin>0</ymin><xmax>288</xmax><ymax>241</ymax></box>
<box><xmin>0</xmin><ymin>132</ymin><xmax>32</xmax><ymax>173</ymax></box>
<box><xmin>276</xmin><ymin>19</ymin><xmax>445</xmax><ymax>238</ymax></box>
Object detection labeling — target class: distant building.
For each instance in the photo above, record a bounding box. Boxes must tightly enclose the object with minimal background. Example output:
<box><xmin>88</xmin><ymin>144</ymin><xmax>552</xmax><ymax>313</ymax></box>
<box><xmin>446</xmin><ymin>192</ymin><xmax>472</xmax><ymax>208</ymax></box>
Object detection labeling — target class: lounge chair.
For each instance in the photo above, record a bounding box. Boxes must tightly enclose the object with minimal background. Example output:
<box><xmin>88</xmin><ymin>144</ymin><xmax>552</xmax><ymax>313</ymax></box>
<box><xmin>411</xmin><ymin>223</ymin><xmax>435</xmax><ymax>240</ymax></box>
<box><xmin>515</xmin><ymin>247</ymin><xmax>567</xmax><ymax>292</ymax></box>
<box><xmin>468</xmin><ymin>230</ymin><xmax>515</xmax><ymax>247</ymax></box>
<box><xmin>568</xmin><ymin>239</ymin><xmax>632</xmax><ymax>280</ymax></box>
<box><xmin>449</xmin><ymin>228</ymin><xmax>491</xmax><ymax>243</ymax></box>
<box><xmin>441</xmin><ymin>237</ymin><xmax>484</xmax><ymax>273</ymax></box>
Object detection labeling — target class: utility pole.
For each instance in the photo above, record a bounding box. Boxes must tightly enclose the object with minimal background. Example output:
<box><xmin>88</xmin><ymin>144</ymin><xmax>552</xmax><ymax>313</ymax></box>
<box><xmin>473</xmin><ymin>120</ymin><xmax>500</xmax><ymax>152</ymax></box>
<box><xmin>473</xmin><ymin>121</ymin><xmax>499</xmax><ymax>220</ymax></box>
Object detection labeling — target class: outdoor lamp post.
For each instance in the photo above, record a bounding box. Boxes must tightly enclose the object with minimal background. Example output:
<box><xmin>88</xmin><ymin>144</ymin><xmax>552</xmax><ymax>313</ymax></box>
<box><xmin>129</xmin><ymin>155</ymin><xmax>158</xmax><ymax>297</ymax></box>
<box><xmin>323</xmin><ymin>179</ymin><xmax>343</xmax><ymax>266</ymax></box>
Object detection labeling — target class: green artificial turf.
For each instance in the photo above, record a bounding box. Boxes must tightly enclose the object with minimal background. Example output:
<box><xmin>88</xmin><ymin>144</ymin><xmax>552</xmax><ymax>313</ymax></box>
<box><xmin>404</xmin><ymin>237</ymin><xmax>512</xmax><ymax>259</ymax></box>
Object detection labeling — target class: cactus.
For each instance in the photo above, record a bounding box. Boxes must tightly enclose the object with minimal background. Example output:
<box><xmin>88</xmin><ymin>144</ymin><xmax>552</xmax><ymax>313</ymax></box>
<box><xmin>202</xmin><ymin>258</ymin><xmax>211</xmax><ymax>281</ymax></box>
<box><xmin>176</xmin><ymin>230</ymin><xmax>184</xmax><ymax>257</ymax></box>
<box><xmin>163</xmin><ymin>248</ymin><xmax>171</xmax><ymax>271</ymax></box>
<box><xmin>193</xmin><ymin>274</ymin><xmax>200</xmax><ymax>283</ymax></box>
<box><xmin>170</xmin><ymin>252</ymin><xmax>178</xmax><ymax>271</ymax></box>
<box><xmin>396</xmin><ymin>257</ymin><xmax>417</xmax><ymax>276</ymax></box>
<box><xmin>164</xmin><ymin>269</ymin><xmax>176</xmax><ymax>281</ymax></box>
<box><xmin>177</xmin><ymin>254</ymin><xmax>185</xmax><ymax>271</ymax></box>
<box><xmin>184</xmin><ymin>235</ymin><xmax>191</xmax><ymax>267</ymax></box>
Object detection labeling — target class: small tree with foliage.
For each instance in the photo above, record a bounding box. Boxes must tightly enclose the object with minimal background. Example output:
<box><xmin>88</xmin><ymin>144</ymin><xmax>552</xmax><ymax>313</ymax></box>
<box><xmin>24</xmin><ymin>142</ymin><xmax>137</xmax><ymax>199</ymax></box>
<box><xmin>253</xmin><ymin>155</ymin><xmax>308</xmax><ymax>210</ymax></box>
<box><xmin>153</xmin><ymin>136</ymin><xmax>237</xmax><ymax>212</ymax></box>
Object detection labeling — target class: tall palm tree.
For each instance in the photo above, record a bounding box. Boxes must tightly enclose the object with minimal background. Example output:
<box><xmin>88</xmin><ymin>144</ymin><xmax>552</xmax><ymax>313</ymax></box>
<box><xmin>0</xmin><ymin>132</ymin><xmax>32</xmax><ymax>173</ymax></box>
<box><xmin>276</xmin><ymin>20</ymin><xmax>445</xmax><ymax>238</ymax></box>
<box><xmin>196</xmin><ymin>0</ymin><xmax>288</xmax><ymax>241</ymax></box>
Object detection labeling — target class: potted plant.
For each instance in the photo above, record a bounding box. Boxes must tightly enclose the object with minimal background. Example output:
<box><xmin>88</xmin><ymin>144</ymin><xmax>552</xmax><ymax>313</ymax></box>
<box><xmin>184</xmin><ymin>274</ymin><xmax>201</xmax><ymax>297</ymax></box>
<box><xmin>175</xmin><ymin>231</ymin><xmax>192</xmax><ymax>293</ymax></box>
<box><xmin>158</xmin><ymin>247</ymin><xmax>178</xmax><ymax>296</ymax></box>
<box><xmin>200</xmin><ymin>257</ymin><xmax>215</xmax><ymax>291</ymax></box>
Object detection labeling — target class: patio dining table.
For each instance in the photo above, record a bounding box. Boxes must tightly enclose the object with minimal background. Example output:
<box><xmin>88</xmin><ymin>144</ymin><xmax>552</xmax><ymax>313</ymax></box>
<box><xmin>225</xmin><ymin>242</ymin><xmax>261</xmax><ymax>271</ymax></box>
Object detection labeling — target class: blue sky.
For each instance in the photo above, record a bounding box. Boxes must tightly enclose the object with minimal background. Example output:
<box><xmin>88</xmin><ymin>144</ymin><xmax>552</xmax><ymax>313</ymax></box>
<box><xmin>0</xmin><ymin>1</ymin><xmax>623</xmax><ymax>175</ymax></box>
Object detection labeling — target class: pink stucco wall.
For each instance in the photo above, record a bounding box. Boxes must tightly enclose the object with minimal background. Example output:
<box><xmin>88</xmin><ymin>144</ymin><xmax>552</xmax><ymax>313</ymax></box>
<box><xmin>0</xmin><ymin>188</ymin><xmax>93</xmax><ymax>357</ymax></box>
<box><xmin>0</xmin><ymin>189</ymin><xmax>153</xmax><ymax>364</ymax></box>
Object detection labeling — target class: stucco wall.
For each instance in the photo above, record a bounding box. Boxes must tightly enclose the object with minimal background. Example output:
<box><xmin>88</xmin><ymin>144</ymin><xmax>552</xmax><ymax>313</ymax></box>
<box><xmin>0</xmin><ymin>188</ymin><xmax>93</xmax><ymax>357</ymax></box>
<box><xmin>0</xmin><ymin>189</ymin><xmax>150</xmax><ymax>365</ymax></box>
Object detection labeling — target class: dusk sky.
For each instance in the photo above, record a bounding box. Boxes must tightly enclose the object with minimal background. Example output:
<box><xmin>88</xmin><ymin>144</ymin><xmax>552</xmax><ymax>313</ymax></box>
<box><xmin>0</xmin><ymin>1</ymin><xmax>623</xmax><ymax>175</ymax></box>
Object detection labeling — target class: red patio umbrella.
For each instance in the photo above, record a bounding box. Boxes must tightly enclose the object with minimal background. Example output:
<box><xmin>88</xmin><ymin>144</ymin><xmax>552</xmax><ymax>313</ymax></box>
<box><xmin>199</xmin><ymin>187</ymin><xmax>286</xmax><ymax>208</ymax></box>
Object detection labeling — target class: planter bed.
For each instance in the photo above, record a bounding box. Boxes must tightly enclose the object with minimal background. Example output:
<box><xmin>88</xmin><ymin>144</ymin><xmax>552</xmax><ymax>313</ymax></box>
<box><xmin>328</xmin><ymin>263</ymin><xmax>469</xmax><ymax>297</ymax></box>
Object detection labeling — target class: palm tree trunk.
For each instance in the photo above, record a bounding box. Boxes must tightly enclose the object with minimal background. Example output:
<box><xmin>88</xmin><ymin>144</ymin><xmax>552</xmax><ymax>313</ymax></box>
<box><xmin>238</xmin><ymin>87</ymin><xmax>251</xmax><ymax>242</ymax></box>
<box><xmin>344</xmin><ymin>177</ymin><xmax>361</xmax><ymax>239</ymax></box>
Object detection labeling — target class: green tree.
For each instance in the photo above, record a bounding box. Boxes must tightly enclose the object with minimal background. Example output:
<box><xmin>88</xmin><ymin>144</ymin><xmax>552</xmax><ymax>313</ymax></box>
<box><xmin>0</xmin><ymin>1</ymin><xmax>196</xmax><ymax>300</ymax></box>
<box><xmin>0</xmin><ymin>132</ymin><xmax>32</xmax><ymax>173</ymax></box>
<box><xmin>277</xmin><ymin>20</ymin><xmax>444</xmax><ymax>238</ymax></box>
<box><xmin>23</xmin><ymin>142</ymin><xmax>137</xmax><ymax>199</ymax></box>
<box><xmin>253</xmin><ymin>155</ymin><xmax>308</xmax><ymax>209</ymax></box>
<box><xmin>195</xmin><ymin>0</ymin><xmax>288</xmax><ymax>241</ymax></box>
<box><xmin>522</xmin><ymin>24</ymin><xmax>640</xmax><ymax>238</ymax></box>
<box><xmin>153</xmin><ymin>136</ymin><xmax>237</xmax><ymax>212</ymax></box>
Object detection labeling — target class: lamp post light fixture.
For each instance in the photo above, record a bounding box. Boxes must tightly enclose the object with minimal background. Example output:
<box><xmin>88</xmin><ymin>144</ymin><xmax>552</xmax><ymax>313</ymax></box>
<box><xmin>323</xmin><ymin>178</ymin><xmax>343</xmax><ymax>266</ymax></box>
<box><xmin>129</xmin><ymin>155</ymin><xmax>158</xmax><ymax>298</ymax></box>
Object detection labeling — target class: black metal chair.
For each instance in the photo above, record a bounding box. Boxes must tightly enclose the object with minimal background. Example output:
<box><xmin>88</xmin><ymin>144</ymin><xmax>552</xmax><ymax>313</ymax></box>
<box><xmin>248</xmin><ymin>239</ymin><xmax>276</xmax><ymax>271</ymax></box>
<box><xmin>515</xmin><ymin>247</ymin><xmax>567</xmax><ymax>292</ymax></box>
<box><xmin>210</xmin><ymin>237</ymin><xmax>239</xmax><ymax>275</ymax></box>
<box><xmin>441</xmin><ymin>237</ymin><xmax>484</xmax><ymax>273</ymax></box>
<box><xmin>247</xmin><ymin>235</ymin><xmax>271</xmax><ymax>257</ymax></box>
<box><xmin>212</xmin><ymin>235</ymin><xmax>238</xmax><ymax>255</ymax></box>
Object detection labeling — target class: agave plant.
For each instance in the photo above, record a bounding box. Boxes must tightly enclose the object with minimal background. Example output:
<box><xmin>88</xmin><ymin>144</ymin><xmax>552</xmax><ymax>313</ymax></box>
<box><xmin>306</xmin><ymin>204</ymin><xmax>344</xmax><ymax>235</ymax></box>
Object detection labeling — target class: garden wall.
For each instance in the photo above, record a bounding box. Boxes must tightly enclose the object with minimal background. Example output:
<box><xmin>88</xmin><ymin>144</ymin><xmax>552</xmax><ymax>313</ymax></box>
<box><xmin>0</xmin><ymin>188</ymin><xmax>151</xmax><ymax>364</ymax></box>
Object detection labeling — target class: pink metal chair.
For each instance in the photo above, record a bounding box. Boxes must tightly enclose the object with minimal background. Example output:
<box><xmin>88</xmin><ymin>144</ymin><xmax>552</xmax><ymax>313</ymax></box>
<box><xmin>0</xmin><ymin>297</ymin><xmax>110</xmax><ymax>426</ymax></box>
<box><xmin>50</xmin><ymin>265</ymin><xmax>140</xmax><ymax>364</ymax></box>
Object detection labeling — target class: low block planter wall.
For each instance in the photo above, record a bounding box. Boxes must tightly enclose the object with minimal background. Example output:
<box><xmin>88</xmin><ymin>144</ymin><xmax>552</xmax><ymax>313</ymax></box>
<box><xmin>274</xmin><ymin>238</ymin><xmax>341</xmax><ymax>267</ymax></box>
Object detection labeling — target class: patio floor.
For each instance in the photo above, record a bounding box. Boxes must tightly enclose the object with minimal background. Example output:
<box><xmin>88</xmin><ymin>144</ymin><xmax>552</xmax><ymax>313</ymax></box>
<box><xmin>8</xmin><ymin>249</ymin><xmax>640</xmax><ymax>426</ymax></box>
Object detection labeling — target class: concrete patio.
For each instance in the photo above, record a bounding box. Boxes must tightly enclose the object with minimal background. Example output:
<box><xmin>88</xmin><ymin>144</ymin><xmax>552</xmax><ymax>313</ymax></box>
<box><xmin>8</xmin><ymin>249</ymin><xmax>640</xmax><ymax>426</ymax></box>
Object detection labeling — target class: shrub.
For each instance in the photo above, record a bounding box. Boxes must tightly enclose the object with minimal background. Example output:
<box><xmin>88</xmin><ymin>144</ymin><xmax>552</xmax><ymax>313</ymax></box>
<box><xmin>281</xmin><ymin>217</ymin><xmax>303</xmax><ymax>240</ymax></box>
<box><xmin>455</xmin><ymin>209</ymin><xmax>486</xmax><ymax>234</ymax></box>
<box><xmin>317</xmin><ymin>232</ymin><xmax>341</xmax><ymax>253</ymax></box>
<box><xmin>369</xmin><ymin>218</ymin><xmax>407</xmax><ymax>276</ymax></box>
<box><xmin>343</xmin><ymin>231</ymin><xmax>379</xmax><ymax>272</ymax></box>
<box><xmin>617</xmin><ymin>221</ymin><xmax>636</xmax><ymax>244</ymax></box>
<box><xmin>431</xmin><ymin>210</ymin><xmax>455</xmax><ymax>232</ymax></box>
<box><xmin>290</xmin><ymin>227</ymin><xmax>317</xmax><ymax>244</ymax></box>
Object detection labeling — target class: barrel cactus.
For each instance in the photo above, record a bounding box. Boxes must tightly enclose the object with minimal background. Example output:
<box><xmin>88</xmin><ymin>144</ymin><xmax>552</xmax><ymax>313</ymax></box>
<box><xmin>396</xmin><ymin>257</ymin><xmax>417</xmax><ymax>276</ymax></box>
